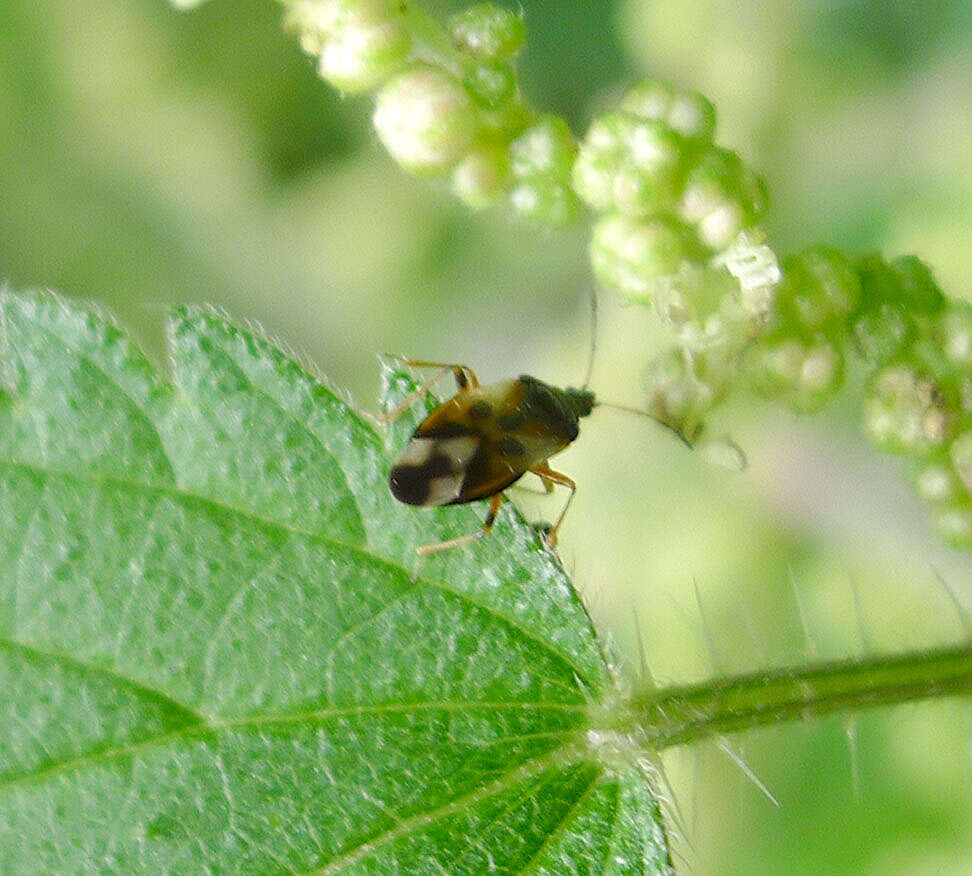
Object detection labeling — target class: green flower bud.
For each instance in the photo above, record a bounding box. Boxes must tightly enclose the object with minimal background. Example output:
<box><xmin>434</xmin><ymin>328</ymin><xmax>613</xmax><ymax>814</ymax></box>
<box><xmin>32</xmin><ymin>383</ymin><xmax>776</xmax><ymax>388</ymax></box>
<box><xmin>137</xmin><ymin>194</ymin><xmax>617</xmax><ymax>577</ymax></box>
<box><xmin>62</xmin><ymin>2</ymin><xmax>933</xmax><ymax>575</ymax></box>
<box><xmin>572</xmin><ymin>148</ymin><xmax>616</xmax><ymax>211</ymax></box>
<box><xmin>777</xmin><ymin>247</ymin><xmax>861</xmax><ymax>333</ymax></box>
<box><xmin>612</xmin><ymin>119</ymin><xmax>684</xmax><ymax>216</ymax></box>
<box><xmin>935</xmin><ymin>303</ymin><xmax>972</xmax><ymax>368</ymax></box>
<box><xmin>452</xmin><ymin>141</ymin><xmax>508</xmax><ymax>208</ymax></box>
<box><xmin>856</xmin><ymin>253</ymin><xmax>899</xmax><ymax>303</ymax></box>
<box><xmin>645</xmin><ymin>347</ymin><xmax>724</xmax><ymax>443</ymax></box>
<box><xmin>909</xmin><ymin>336</ymin><xmax>959</xmax><ymax>385</ymax></box>
<box><xmin>852</xmin><ymin>301</ymin><xmax>915</xmax><ymax>363</ymax></box>
<box><xmin>573</xmin><ymin>112</ymin><xmax>636</xmax><ymax>211</ymax></box>
<box><xmin>612</xmin><ymin>164</ymin><xmax>678</xmax><ymax>217</ymax></box>
<box><xmin>509</xmin><ymin>178</ymin><xmax>577</xmax><ymax>226</ymax></box>
<box><xmin>590</xmin><ymin>214</ymin><xmax>687</xmax><ymax>303</ymax></box>
<box><xmin>749</xmin><ymin>334</ymin><xmax>806</xmax><ymax>397</ymax></box>
<box><xmin>666</xmin><ymin>90</ymin><xmax>716</xmax><ymax>143</ymax></box>
<box><xmin>583</xmin><ymin>112</ymin><xmax>635</xmax><ymax>158</ymax></box>
<box><xmin>373</xmin><ymin>64</ymin><xmax>477</xmax><ymax>174</ymax></box>
<box><xmin>915</xmin><ymin>457</ymin><xmax>962</xmax><ymax>505</ymax></box>
<box><xmin>890</xmin><ymin>256</ymin><xmax>944</xmax><ymax>313</ymax></box>
<box><xmin>463</xmin><ymin>62</ymin><xmax>515</xmax><ymax>108</ymax></box>
<box><xmin>679</xmin><ymin>148</ymin><xmax>742</xmax><ymax>222</ymax></box>
<box><xmin>748</xmin><ymin>333</ymin><xmax>843</xmax><ymax>410</ymax></box>
<box><xmin>509</xmin><ymin>115</ymin><xmax>576</xmax><ymax>180</ymax></box>
<box><xmin>949</xmin><ymin>429</ymin><xmax>972</xmax><ymax>495</ymax></box>
<box><xmin>936</xmin><ymin>500</ymin><xmax>972</xmax><ymax>547</ymax></box>
<box><xmin>793</xmin><ymin>340</ymin><xmax>843</xmax><ymax>412</ymax></box>
<box><xmin>679</xmin><ymin>148</ymin><xmax>753</xmax><ymax>250</ymax></box>
<box><xmin>697</xmin><ymin>201</ymin><xmax>745</xmax><ymax>251</ymax></box>
<box><xmin>450</xmin><ymin>3</ymin><xmax>525</xmax><ymax>61</ymax></box>
<box><xmin>318</xmin><ymin>20</ymin><xmax>411</xmax><ymax>92</ymax></box>
<box><xmin>651</xmin><ymin>266</ymin><xmax>741</xmax><ymax>345</ymax></box>
<box><xmin>620</xmin><ymin>80</ymin><xmax>675</xmax><ymax>122</ymax></box>
<box><xmin>864</xmin><ymin>361</ymin><xmax>952</xmax><ymax>456</ymax></box>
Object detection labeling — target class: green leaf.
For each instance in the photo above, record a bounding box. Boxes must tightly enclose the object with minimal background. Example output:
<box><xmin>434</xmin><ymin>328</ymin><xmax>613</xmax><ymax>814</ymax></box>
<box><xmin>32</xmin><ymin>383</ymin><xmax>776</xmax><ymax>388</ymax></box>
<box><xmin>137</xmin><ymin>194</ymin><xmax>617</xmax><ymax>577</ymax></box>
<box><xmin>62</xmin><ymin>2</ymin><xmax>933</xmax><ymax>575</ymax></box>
<box><xmin>0</xmin><ymin>290</ymin><xmax>670</xmax><ymax>873</ymax></box>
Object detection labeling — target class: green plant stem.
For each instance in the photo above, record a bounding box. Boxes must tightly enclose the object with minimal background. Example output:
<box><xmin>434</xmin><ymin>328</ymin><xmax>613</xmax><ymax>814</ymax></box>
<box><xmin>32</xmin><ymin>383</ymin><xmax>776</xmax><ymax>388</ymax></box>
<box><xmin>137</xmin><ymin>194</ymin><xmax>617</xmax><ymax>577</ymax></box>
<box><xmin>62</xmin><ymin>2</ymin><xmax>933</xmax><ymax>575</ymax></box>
<box><xmin>608</xmin><ymin>643</ymin><xmax>972</xmax><ymax>749</ymax></box>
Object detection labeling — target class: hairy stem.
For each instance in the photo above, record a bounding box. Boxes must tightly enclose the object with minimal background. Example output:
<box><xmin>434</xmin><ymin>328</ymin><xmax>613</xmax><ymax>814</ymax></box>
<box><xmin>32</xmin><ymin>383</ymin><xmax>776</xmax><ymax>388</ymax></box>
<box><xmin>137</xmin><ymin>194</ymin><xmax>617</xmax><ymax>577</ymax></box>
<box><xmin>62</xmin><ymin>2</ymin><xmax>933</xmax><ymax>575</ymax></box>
<box><xmin>606</xmin><ymin>643</ymin><xmax>972</xmax><ymax>749</ymax></box>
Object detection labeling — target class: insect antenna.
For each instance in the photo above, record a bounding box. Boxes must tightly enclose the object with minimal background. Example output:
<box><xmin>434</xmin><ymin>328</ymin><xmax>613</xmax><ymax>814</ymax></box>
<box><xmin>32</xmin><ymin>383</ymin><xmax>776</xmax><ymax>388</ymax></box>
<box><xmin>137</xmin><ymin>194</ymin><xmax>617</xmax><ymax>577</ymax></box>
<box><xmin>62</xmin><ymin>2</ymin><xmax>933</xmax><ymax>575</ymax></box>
<box><xmin>581</xmin><ymin>285</ymin><xmax>598</xmax><ymax>391</ymax></box>
<box><xmin>593</xmin><ymin>400</ymin><xmax>694</xmax><ymax>449</ymax></box>
<box><xmin>579</xmin><ymin>287</ymin><xmax>693</xmax><ymax>448</ymax></box>
<box><xmin>581</xmin><ymin>287</ymin><xmax>746</xmax><ymax>467</ymax></box>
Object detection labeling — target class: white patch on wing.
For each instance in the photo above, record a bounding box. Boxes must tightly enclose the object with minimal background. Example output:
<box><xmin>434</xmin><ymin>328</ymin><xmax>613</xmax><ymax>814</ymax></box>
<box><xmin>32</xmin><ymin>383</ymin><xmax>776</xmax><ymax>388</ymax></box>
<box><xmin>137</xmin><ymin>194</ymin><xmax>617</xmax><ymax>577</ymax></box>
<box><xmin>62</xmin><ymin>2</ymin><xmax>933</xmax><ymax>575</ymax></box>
<box><xmin>437</xmin><ymin>436</ymin><xmax>479</xmax><ymax>471</ymax></box>
<box><xmin>395</xmin><ymin>437</ymin><xmax>435</xmax><ymax>467</ymax></box>
<box><xmin>425</xmin><ymin>474</ymin><xmax>464</xmax><ymax>506</ymax></box>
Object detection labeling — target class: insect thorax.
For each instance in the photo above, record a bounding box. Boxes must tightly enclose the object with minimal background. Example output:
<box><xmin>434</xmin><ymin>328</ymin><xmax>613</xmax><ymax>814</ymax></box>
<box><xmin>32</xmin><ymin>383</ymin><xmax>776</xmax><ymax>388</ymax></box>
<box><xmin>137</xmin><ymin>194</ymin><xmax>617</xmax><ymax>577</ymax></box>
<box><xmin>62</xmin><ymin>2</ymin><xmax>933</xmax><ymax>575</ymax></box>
<box><xmin>518</xmin><ymin>375</ymin><xmax>595</xmax><ymax>441</ymax></box>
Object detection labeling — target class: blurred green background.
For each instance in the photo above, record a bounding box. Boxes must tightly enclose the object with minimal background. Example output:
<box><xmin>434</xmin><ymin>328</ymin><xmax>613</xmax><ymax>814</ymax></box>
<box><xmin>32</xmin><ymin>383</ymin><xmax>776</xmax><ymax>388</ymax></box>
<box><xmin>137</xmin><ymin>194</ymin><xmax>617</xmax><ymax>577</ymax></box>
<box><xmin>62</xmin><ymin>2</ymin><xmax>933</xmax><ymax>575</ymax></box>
<box><xmin>2</xmin><ymin>0</ymin><xmax>970</xmax><ymax>873</ymax></box>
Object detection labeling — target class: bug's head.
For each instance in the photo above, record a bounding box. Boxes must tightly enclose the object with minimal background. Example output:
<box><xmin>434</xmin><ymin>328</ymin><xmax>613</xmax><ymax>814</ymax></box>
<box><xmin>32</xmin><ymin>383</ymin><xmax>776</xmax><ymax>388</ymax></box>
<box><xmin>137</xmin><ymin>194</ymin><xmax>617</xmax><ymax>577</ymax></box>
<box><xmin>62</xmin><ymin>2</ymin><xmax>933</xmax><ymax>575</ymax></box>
<box><xmin>562</xmin><ymin>386</ymin><xmax>596</xmax><ymax>420</ymax></box>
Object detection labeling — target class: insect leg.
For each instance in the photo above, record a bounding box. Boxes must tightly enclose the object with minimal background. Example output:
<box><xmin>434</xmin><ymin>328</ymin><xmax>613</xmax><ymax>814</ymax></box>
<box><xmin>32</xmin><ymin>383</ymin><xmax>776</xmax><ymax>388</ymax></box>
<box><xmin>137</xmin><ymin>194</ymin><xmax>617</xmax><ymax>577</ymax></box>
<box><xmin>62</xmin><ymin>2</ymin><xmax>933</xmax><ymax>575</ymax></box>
<box><xmin>377</xmin><ymin>359</ymin><xmax>481</xmax><ymax>425</ymax></box>
<box><xmin>536</xmin><ymin>472</ymin><xmax>556</xmax><ymax>495</ymax></box>
<box><xmin>530</xmin><ymin>462</ymin><xmax>576</xmax><ymax>548</ymax></box>
<box><xmin>388</xmin><ymin>357</ymin><xmax>480</xmax><ymax>389</ymax></box>
<box><xmin>415</xmin><ymin>493</ymin><xmax>503</xmax><ymax>557</ymax></box>
<box><xmin>376</xmin><ymin>366</ymin><xmax>453</xmax><ymax>425</ymax></box>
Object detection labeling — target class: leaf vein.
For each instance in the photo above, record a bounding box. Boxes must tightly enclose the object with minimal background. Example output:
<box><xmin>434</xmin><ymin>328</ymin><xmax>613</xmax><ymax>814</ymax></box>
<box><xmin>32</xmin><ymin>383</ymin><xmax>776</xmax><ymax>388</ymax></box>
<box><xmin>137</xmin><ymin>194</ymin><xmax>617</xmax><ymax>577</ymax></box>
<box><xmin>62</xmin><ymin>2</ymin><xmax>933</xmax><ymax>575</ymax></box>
<box><xmin>517</xmin><ymin>772</ymin><xmax>605</xmax><ymax>874</ymax></box>
<box><xmin>0</xmin><ymin>635</ymin><xmax>206</xmax><ymax>725</ymax></box>
<box><xmin>0</xmin><ymin>457</ymin><xmax>594</xmax><ymax>692</ymax></box>
<box><xmin>304</xmin><ymin>741</ymin><xmax>589</xmax><ymax>875</ymax></box>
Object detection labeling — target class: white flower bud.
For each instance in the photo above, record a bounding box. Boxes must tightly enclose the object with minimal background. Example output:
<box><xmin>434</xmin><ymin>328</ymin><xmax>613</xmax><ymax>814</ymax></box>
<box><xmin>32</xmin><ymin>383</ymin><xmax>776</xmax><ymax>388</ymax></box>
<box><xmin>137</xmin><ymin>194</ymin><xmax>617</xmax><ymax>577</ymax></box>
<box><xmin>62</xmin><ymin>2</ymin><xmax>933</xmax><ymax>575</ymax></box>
<box><xmin>572</xmin><ymin>150</ymin><xmax>615</xmax><ymax>211</ymax></box>
<box><xmin>289</xmin><ymin>0</ymin><xmax>398</xmax><ymax>55</ymax></box>
<box><xmin>509</xmin><ymin>116</ymin><xmax>576</xmax><ymax>179</ymax></box>
<box><xmin>667</xmin><ymin>91</ymin><xmax>716</xmax><ymax>143</ymax></box>
<box><xmin>509</xmin><ymin>179</ymin><xmax>577</xmax><ymax>226</ymax></box>
<box><xmin>318</xmin><ymin>20</ymin><xmax>410</xmax><ymax>93</ymax></box>
<box><xmin>620</xmin><ymin>80</ymin><xmax>674</xmax><ymax>121</ymax></box>
<box><xmin>374</xmin><ymin>64</ymin><xmax>477</xmax><ymax>174</ymax></box>
<box><xmin>697</xmin><ymin>201</ymin><xmax>744</xmax><ymax>250</ymax></box>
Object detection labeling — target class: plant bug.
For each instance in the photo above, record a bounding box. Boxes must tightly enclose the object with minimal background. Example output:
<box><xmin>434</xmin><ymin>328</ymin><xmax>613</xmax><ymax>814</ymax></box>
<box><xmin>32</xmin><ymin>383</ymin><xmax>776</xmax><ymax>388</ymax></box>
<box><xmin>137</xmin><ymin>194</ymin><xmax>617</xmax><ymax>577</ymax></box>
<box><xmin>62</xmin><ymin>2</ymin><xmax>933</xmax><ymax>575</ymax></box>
<box><xmin>382</xmin><ymin>291</ymin><xmax>704</xmax><ymax>558</ymax></box>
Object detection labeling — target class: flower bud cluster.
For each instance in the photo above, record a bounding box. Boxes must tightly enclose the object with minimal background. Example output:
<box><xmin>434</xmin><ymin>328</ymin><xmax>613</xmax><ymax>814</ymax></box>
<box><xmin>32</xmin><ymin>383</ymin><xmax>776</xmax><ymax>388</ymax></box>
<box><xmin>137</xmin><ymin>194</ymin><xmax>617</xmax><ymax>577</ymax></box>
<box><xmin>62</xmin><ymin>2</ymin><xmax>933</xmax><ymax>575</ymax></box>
<box><xmin>745</xmin><ymin>247</ymin><xmax>858</xmax><ymax>412</ymax></box>
<box><xmin>743</xmin><ymin>246</ymin><xmax>971</xmax><ymax>545</ymax></box>
<box><xmin>582</xmin><ymin>79</ymin><xmax>771</xmax><ymax>316</ymax></box>
<box><xmin>579</xmin><ymin>80</ymin><xmax>778</xmax><ymax>437</ymax></box>
<box><xmin>863</xmin><ymin>283</ymin><xmax>972</xmax><ymax>546</ymax></box>
<box><xmin>286</xmin><ymin>2</ymin><xmax>563</xmax><ymax>215</ymax></box>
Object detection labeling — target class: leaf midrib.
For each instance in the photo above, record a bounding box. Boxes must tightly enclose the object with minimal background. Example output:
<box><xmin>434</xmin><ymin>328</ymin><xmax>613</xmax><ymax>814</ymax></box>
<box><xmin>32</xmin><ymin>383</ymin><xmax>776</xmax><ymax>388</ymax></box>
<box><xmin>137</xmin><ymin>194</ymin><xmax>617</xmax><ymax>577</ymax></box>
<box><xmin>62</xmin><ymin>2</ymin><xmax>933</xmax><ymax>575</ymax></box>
<box><xmin>0</xmin><ymin>700</ymin><xmax>588</xmax><ymax>796</ymax></box>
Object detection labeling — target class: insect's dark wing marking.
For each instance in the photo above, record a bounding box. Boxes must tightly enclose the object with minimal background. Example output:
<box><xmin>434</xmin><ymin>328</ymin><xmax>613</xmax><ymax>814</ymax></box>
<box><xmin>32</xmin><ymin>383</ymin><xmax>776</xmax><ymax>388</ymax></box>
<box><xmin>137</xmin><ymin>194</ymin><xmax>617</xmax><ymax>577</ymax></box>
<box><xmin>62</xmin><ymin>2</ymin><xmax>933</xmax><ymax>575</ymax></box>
<box><xmin>389</xmin><ymin>434</ymin><xmax>481</xmax><ymax>506</ymax></box>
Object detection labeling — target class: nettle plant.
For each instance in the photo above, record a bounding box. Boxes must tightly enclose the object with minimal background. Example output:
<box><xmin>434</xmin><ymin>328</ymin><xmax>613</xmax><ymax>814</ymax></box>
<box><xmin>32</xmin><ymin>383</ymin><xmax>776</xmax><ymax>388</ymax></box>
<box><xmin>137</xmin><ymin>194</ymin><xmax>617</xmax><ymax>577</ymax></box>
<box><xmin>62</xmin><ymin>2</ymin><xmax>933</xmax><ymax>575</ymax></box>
<box><xmin>1</xmin><ymin>1</ymin><xmax>969</xmax><ymax>873</ymax></box>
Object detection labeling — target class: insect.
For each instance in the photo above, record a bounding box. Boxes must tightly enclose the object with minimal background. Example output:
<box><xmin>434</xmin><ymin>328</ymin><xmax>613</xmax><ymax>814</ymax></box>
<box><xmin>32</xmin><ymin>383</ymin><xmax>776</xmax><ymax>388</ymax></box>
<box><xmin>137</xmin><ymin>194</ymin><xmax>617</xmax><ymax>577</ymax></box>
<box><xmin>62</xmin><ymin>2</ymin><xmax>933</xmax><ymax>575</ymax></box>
<box><xmin>381</xmin><ymin>291</ymin><xmax>703</xmax><ymax>557</ymax></box>
<box><xmin>384</xmin><ymin>360</ymin><xmax>599</xmax><ymax>556</ymax></box>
